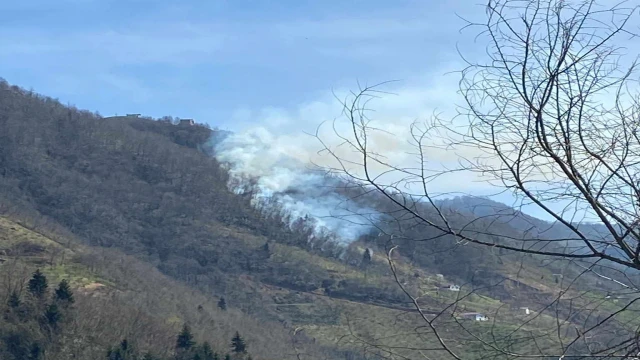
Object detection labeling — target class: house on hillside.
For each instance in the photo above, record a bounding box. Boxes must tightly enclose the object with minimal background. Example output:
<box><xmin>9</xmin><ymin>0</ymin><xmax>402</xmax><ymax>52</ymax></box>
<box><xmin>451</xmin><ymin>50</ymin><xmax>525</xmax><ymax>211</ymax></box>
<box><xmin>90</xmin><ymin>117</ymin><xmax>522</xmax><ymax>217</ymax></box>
<box><xmin>447</xmin><ymin>284</ymin><xmax>460</xmax><ymax>292</ymax></box>
<box><xmin>126</xmin><ymin>113</ymin><xmax>141</xmax><ymax>118</ymax></box>
<box><xmin>179</xmin><ymin>118</ymin><xmax>195</xmax><ymax>126</ymax></box>
<box><xmin>460</xmin><ymin>312</ymin><xmax>489</xmax><ymax>321</ymax></box>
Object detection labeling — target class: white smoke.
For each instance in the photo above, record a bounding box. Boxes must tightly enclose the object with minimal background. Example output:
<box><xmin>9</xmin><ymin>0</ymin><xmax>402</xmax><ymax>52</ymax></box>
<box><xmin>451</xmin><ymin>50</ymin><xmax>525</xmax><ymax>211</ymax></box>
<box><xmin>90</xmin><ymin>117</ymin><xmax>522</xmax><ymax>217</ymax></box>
<box><xmin>213</xmin><ymin>126</ymin><xmax>378</xmax><ymax>242</ymax></box>
<box><xmin>209</xmin><ymin>76</ymin><xmax>495</xmax><ymax>242</ymax></box>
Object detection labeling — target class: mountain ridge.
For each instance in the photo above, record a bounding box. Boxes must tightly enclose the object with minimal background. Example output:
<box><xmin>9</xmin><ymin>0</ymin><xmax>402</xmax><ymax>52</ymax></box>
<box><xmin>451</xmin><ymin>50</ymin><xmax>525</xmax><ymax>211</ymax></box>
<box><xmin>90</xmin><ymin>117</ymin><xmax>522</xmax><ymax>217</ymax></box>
<box><xmin>1</xmin><ymin>79</ymin><xmax>638</xmax><ymax>359</ymax></box>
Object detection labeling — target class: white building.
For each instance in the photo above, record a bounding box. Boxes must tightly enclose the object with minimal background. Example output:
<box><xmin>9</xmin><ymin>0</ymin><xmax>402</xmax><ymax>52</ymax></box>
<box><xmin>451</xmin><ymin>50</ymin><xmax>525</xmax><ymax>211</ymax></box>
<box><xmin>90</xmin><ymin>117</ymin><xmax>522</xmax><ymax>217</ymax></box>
<box><xmin>460</xmin><ymin>312</ymin><xmax>489</xmax><ymax>321</ymax></box>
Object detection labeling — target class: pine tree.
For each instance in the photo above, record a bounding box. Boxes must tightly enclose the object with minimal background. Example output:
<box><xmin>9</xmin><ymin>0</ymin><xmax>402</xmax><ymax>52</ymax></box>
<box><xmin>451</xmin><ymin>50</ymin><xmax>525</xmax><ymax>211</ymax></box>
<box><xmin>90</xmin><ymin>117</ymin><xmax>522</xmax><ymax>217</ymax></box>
<box><xmin>8</xmin><ymin>291</ymin><xmax>21</xmax><ymax>308</ymax></box>
<box><xmin>3</xmin><ymin>333</ymin><xmax>28</xmax><ymax>360</ymax></box>
<box><xmin>28</xmin><ymin>269</ymin><xmax>48</xmax><ymax>298</ymax></box>
<box><xmin>261</xmin><ymin>241</ymin><xmax>271</xmax><ymax>259</ymax></box>
<box><xmin>176</xmin><ymin>324</ymin><xmax>195</xmax><ymax>351</ymax></box>
<box><xmin>54</xmin><ymin>279</ymin><xmax>74</xmax><ymax>304</ymax></box>
<box><xmin>44</xmin><ymin>303</ymin><xmax>61</xmax><ymax>328</ymax></box>
<box><xmin>361</xmin><ymin>248</ymin><xmax>372</xmax><ymax>268</ymax></box>
<box><xmin>107</xmin><ymin>339</ymin><xmax>135</xmax><ymax>360</ymax></box>
<box><xmin>192</xmin><ymin>353</ymin><xmax>202</xmax><ymax>360</ymax></box>
<box><xmin>217</xmin><ymin>297</ymin><xmax>227</xmax><ymax>311</ymax></box>
<box><xmin>201</xmin><ymin>342</ymin><xmax>215</xmax><ymax>360</ymax></box>
<box><xmin>231</xmin><ymin>332</ymin><xmax>246</xmax><ymax>354</ymax></box>
<box><xmin>29</xmin><ymin>342</ymin><xmax>42</xmax><ymax>360</ymax></box>
<box><xmin>224</xmin><ymin>354</ymin><xmax>231</xmax><ymax>360</ymax></box>
<box><xmin>120</xmin><ymin>339</ymin><xmax>130</xmax><ymax>353</ymax></box>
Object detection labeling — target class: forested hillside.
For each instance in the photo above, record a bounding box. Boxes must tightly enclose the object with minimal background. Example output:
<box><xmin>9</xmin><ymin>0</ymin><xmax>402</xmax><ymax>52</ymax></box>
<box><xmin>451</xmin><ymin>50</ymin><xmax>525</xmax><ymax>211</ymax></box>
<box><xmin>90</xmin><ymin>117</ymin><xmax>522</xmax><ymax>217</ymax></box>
<box><xmin>0</xmin><ymin>79</ymin><xmax>425</xmax><ymax>359</ymax></box>
<box><xmin>1</xmin><ymin>79</ymin><xmax>639</xmax><ymax>359</ymax></box>
<box><xmin>0</xmin><ymin>79</ymin><xmax>342</xmax><ymax>289</ymax></box>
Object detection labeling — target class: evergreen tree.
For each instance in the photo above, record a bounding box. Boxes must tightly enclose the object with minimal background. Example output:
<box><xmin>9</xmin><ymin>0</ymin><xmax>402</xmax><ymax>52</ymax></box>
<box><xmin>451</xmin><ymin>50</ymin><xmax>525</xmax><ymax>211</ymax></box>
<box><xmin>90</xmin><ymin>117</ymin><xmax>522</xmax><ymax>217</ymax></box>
<box><xmin>28</xmin><ymin>269</ymin><xmax>48</xmax><ymax>298</ymax></box>
<box><xmin>120</xmin><ymin>339</ymin><xmax>130</xmax><ymax>353</ymax></box>
<box><xmin>261</xmin><ymin>241</ymin><xmax>271</xmax><ymax>259</ymax></box>
<box><xmin>107</xmin><ymin>339</ymin><xmax>135</xmax><ymax>360</ymax></box>
<box><xmin>29</xmin><ymin>342</ymin><xmax>42</xmax><ymax>360</ymax></box>
<box><xmin>192</xmin><ymin>353</ymin><xmax>202</xmax><ymax>360</ymax></box>
<box><xmin>44</xmin><ymin>303</ymin><xmax>60</xmax><ymax>328</ymax></box>
<box><xmin>3</xmin><ymin>333</ymin><xmax>29</xmax><ymax>360</ymax></box>
<box><xmin>107</xmin><ymin>339</ymin><xmax>134</xmax><ymax>360</ymax></box>
<box><xmin>106</xmin><ymin>348</ymin><xmax>118</xmax><ymax>360</ymax></box>
<box><xmin>142</xmin><ymin>352</ymin><xmax>157</xmax><ymax>360</ymax></box>
<box><xmin>201</xmin><ymin>342</ymin><xmax>215</xmax><ymax>360</ymax></box>
<box><xmin>231</xmin><ymin>332</ymin><xmax>246</xmax><ymax>354</ymax></box>
<box><xmin>224</xmin><ymin>354</ymin><xmax>231</xmax><ymax>360</ymax></box>
<box><xmin>361</xmin><ymin>248</ymin><xmax>372</xmax><ymax>268</ymax></box>
<box><xmin>54</xmin><ymin>279</ymin><xmax>74</xmax><ymax>304</ymax></box>
<box><xmin>176</xmin><ymin>324</ymin><xmax>195</xmax><ymax>351</ymax></box>
<box><xmin>8</xmin><ymin>291</ymin><xmax>21</xmax><ymax>308</ymax></box>
<box><xmin>217</xmin><ymin>297</ymin><xmax>226</xmax><ymax>311</ymax></box>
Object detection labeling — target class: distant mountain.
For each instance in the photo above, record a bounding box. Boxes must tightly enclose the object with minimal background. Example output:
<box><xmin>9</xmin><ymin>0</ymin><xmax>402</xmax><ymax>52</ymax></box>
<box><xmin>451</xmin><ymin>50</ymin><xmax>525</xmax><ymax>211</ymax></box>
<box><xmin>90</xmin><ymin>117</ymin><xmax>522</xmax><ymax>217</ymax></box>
<box><xmin>437</xmin><ymin>196</ymin><xmax>626</xmax><ymax>259</ymax></box>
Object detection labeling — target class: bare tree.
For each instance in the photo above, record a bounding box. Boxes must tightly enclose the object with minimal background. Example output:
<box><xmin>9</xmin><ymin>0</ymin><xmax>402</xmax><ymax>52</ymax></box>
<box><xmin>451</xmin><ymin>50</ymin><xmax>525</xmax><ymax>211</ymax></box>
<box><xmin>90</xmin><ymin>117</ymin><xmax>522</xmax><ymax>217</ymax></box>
<box><xmin>316</xmin><ymin>0</ymin><xmax>640</xmax><ymax>358</ymax></box>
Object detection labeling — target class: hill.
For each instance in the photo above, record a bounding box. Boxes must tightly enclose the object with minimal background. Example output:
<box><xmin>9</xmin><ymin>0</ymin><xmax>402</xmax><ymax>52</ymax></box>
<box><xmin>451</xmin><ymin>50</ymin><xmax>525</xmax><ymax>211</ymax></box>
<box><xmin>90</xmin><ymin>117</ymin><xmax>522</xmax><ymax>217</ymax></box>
<box><xmin>1</xmin><ymin>79</ymin><xmax>640</xmax><ymax>359</ymax></box>
<box><xmin>0</xmin><ymin>216</ymin><xmax>327</xmax><ymax>359</ymax></box>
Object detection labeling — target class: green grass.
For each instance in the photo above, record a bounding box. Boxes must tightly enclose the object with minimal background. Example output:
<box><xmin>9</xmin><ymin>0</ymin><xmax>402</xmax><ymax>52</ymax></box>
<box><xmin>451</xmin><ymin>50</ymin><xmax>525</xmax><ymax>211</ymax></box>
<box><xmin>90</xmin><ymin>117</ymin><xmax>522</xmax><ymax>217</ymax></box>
<box><xmin>0</xmin><ymin>216</ymin><xmax>112</xmax><ymax>290</ymax></box>
<box><xmin>44</xmin><ymin>263</ymin><xmax>114</xmax><ymax>287</ymax></box>
<box><xmin>0</xmin><ymin>216</ymin><xmax>66</xmax><ymax>249</ymax></box>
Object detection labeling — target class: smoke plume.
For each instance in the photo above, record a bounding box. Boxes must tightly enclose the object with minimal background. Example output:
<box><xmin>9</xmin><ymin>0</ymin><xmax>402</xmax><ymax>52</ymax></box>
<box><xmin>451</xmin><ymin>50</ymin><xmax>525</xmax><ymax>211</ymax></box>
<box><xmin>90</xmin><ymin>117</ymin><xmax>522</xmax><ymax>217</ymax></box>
<box><xmin>211</xmin><ymin>126</ymin><xmax>377</xmax><ymax>242</ymax></box>
<box><xmin>207</xmin><ymin>78</ymin><xmax>480</xmax><ymax>243</ymax></box>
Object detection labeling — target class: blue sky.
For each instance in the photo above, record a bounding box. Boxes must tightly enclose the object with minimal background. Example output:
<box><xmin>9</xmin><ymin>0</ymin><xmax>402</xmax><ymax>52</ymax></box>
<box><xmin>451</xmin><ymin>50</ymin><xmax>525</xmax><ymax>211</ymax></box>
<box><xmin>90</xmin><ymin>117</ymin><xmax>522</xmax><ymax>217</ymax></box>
<box><xmin>0</xmin><ymin>0</ymin><xmax>476</xmax><ymax>127</ymax></box>
<box><xmin>0</xmin><ymin>0</ymin><xmax>566</xmax><ymax>221</ymax></box>
<box><xmin>7</xmin><ymin>0</ymin><xmax>623</xmax><ymax>222</ymax></box>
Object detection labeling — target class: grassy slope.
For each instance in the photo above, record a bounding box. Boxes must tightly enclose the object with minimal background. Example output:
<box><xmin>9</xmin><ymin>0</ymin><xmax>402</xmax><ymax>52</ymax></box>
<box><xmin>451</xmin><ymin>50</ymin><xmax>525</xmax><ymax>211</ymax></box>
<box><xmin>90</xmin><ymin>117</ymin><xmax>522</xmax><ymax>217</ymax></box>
<box><xmin>200</xmin><ymin>221</ymin><xmax>640</xmax><ymax>359</ymax></box>
<box><xmin>3</xmin><ymin>210</ymin><xmax>639</xmax><ymax>359</ymax></box>
<box><xmin>0</xmin><ymin>216</ymin><xmax>325</xmax><ymax>359</ymax></box>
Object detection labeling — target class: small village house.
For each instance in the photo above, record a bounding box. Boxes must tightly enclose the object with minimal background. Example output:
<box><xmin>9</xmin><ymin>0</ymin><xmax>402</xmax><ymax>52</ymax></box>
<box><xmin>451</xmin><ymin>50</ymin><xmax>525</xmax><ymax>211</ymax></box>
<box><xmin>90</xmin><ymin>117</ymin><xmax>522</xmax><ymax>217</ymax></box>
<box><xmin>460</xmin><ymin>312</ymin><xmax>489</xmax><ymax>321</ymax></box>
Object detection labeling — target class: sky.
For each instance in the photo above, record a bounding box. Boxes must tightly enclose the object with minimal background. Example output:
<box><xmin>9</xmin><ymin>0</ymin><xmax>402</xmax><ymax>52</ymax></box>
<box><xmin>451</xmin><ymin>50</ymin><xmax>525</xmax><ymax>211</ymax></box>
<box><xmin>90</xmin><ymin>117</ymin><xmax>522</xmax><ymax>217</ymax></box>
<box><xmin>2</xmin><ymin>0</ymin><xmax>637</xmax><ymax>223</ymax></box>
<box><xmin>0</xmin><ymin>0</ymin><xmax>476</xmax><ymax>124</ymax></box>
